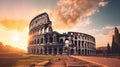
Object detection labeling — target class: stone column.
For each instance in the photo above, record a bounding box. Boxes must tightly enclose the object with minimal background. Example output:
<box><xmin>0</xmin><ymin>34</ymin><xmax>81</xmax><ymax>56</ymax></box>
<box><xmin>42</xmin><ymin>48</ymin><xmax>45</xmax><ymax>54</ymax></box>
<box><xmin>83</xmin><ymin>42</ymin><xmax>85</xmax><ymax>55</ymax></box>
<box><xmin>52</xmin><ymin>47</ymin><xmax>54</xmax><ymax>55</ymax></box>
<box><xmin>38</xmin><ymin>48</ymin><xmax>40</xmax><ymax>54</ymax></box>
<box><xmin>80</xmin><ymin>41</ymin><xmax>82</xmax><ymax>55</ymax></box>
<box><xmin>43</xmin><ymin>36</ymin><xmax>45</xmax><ymax>44</ymax></box>
<box><xmin>53</xmin><ymin>36</ymin><xmax>55</xmax><ymax>43</ymax></box>
<box><xmin>63</xmin><ymin>48</ymin><xmax>65</xmax><ymax>55</ymax></box>
<box><xmin>47</xmin><ymin>47</ymin><xmax>49</xmax><ymax>54</ymax></box>
<box><xmin>74</xmin><ymin>47</ymin><xmax>76</xmax><ymax>55</ymax></box>
<box><xmin>47</xmin><ymin>35</ymin><xmax>50</xmax><ymax>43</ymax></box>
<box><xmin>40</xmin><ymin>28</ymin><xmax>42</xmax><ymax>34</ymax></box>
<box><xmin>57</xmin><ymin>48</ymin><xmax>59</xmax><ymax>55</ymax></box>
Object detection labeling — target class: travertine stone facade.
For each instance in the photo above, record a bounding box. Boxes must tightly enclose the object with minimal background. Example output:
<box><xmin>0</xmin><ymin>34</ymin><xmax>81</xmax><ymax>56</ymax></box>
<box><xmin>28</xmin><ymin>12</ymin><xmax>96</xmax><ymax>55</ymax></box>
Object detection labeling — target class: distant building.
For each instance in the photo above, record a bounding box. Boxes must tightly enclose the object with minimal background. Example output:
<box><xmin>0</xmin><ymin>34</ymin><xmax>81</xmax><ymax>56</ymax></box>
<box><xmin>28</xmin><ymin>12</ymin><xmax>96</xmax><ymax>55</ymax></box>
<box><xmin>111</xmin><ymin>27</ymin><xmax>120</xmax><ymax>54</ymax></box>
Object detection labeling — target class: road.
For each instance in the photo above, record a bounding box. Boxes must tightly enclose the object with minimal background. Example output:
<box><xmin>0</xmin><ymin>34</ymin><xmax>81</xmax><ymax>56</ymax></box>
<box><xmin>72</xmin><ymin>56</ymin><xmax>120</xmax><ymax>67</ymax></box>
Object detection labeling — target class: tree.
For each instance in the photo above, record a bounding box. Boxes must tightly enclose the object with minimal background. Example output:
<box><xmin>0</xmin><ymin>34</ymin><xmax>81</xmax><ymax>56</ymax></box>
<box><xmin>107</xmin><ymin>43</ymin><xmax>110</xmax><ymax>54</ymax></box>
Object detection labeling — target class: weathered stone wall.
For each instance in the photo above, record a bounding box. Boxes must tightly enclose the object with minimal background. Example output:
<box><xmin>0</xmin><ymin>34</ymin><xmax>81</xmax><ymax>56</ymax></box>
<box><xmin>28</xmin><ymin>12</ymin><xmax>96</xmax><ymax>55</ymax></box>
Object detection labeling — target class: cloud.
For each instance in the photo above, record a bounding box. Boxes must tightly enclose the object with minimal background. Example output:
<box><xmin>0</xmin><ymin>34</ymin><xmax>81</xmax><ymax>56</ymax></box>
<box><xmin>32</xmin><ymin>0</ymin><xmax>108</xmax><ymax>32</ymax></box>
<box><xmin>99</xmin><ymin>1</ymin><xmax>108</xmax><ymax>7</ymax></box>
<box><xmin>88</xmin><ymin>25</ymin><xmax>120</xmax><ymax>47</ymax></box>
<box><xmin>50</xmin><ymin>0</ymin><xmax>108</xmax><ymax>30</ymax></box>
<box><xmin>103</xmin><ymin>25</ymin><xmax>120</xmax><ymax>30</ymax></box>
<box><xmin>0</xmin><ymin>19</ymin><xmax>29</xmax><ymax>31</ymax></box>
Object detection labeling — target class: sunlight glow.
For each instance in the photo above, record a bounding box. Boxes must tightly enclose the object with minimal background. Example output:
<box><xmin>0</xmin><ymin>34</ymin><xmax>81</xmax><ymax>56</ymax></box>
<box><xmin>12</xmin><ymin>34</ymin><xmax>20</xmax><ymax>42</ymax></box>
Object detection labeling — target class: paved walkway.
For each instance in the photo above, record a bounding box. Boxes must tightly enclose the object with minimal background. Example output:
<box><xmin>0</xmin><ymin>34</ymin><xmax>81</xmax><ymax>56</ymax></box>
<box><xmin>47</xmin><ymin>55</ymin><xmax>101</xmax><ymax>67</ymax></box>
<box><xmin>72</xmin><ymin>56</ymin><xmax>120</xmax><ymax>67</ymax></box>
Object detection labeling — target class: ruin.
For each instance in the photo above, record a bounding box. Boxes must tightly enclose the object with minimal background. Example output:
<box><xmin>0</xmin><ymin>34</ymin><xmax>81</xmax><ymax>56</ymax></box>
<box><xmin>28</xmin><ymin>12</ymin><xmax>96</xmax><ymax>55</ymax></box>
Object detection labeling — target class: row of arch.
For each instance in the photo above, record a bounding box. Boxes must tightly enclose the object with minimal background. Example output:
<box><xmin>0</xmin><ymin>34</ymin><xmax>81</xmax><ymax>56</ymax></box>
<box><xmin>28</xmin><ymin>47</ymin><xmax>95</xmax><ymax>55</ymax></box>
<box><xmin>29</xmin><ymin>35</ymin><xmax>59</xmax><ymax>45</ymax></box>
<box><xmin>29</xmin><ymin>26</ymin><xmax>53</xmax><ymax>35</ymax></box>
<box><xmin>30</xmin><ymin>13</ymin><xmax>48</xmax><ymax>30</ymax></box>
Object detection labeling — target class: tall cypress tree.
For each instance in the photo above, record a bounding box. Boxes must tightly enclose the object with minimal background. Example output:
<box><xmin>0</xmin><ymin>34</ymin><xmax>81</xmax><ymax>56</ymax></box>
<box><xmin>114</xmin><ymin>27</ymin><xmax>120</xmax><ymax>45</ymax></box>
<box><xmin>111</xmin><ymin>36</ymin><xmax>116</xmax><ymax>53</ymax></box>
<box><xmin>107</xmin><ymin>43</ymin><xmax>110</xmax><ymax>54</ymax></box>
<box><xmin>112</xmin><ymin>27</ymin><xmax>120</xmax><ymax>54</ymax></box>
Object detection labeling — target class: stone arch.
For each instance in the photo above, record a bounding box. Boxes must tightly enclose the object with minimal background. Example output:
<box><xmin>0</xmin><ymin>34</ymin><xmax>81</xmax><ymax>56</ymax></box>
<box><xmin>60</xmin><ymin>39</ymin><xmax>63</xmax><ymax>44</ymax></box>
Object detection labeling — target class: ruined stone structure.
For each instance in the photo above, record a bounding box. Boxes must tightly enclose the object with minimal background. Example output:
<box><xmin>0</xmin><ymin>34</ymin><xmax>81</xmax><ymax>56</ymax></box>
<box><xmin>28</xmin><ymin>12</ymin><xmax>96</xmax><ymax>55</ymax></box>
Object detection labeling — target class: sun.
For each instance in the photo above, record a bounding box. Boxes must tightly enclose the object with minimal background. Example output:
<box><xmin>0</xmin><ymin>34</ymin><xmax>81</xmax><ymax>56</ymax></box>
<box><xmin>12</xmin><ymin>34</ymin><xmax>20</xmax><ymax>42</ymax></box>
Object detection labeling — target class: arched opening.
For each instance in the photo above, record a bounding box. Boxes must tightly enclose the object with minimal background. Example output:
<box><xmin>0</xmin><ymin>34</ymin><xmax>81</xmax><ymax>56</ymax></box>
<box><xmin>49</xmin><ymin>48</ymin><xmax>52</xmax><ymax>54</ymax></box>
<box><xmin>37</xmin><ymin>39</ymin><xmax>39</xmax><ymax>44</ymax></box>
<box><xmin>45</xmin><ymin>37</ymin><xmax>48</xmax><ymax>43</ymax></box>
<box><xmin>59</xmin><ymin>48</ymin><xmax>63</xmax><ymax>55</ymax></box>
<box><xmin>34</xmin><ymin>39</ymin><xmax>36</xmax><ymax>44</ymax></box>
<box><xmin>49</xmin><ymin>36</ymin><xmax>53</xmax><ymax>43</ymax></box>
<box><xmin>75</xmin><ymin>41</ymin><xmax>77</xmax><ymax>45</ymax></box>
<box><xmin>41</xmin><ymin>49</ymin><xmax>42</xmax><ymax>54</ymax></box>
<box><xmin>71</xmin><ymin>40</ymin><xmax>73</xmax><ymax>44</ymax></box>
<box><xmin>85</xmin><ymin>49</ymin><xmax>87</xmax><ymax>55</ymax></box>
<box><xmin>60</xmin><ymin>39</ymin><xmax>63</xmax><ymax>44</ymax></box>
<box><xmin>56</xmin><ymin>35</ymin><xmax>59</xmax><ymax>43</ymax></box>
<box><xmin>54</xmin><ymin>48</ymin><xmax>57</xmax><ymax>55</ymax></box>
<box><xmin>82</xmin><ymin>50</ymin><xmax>84</xmax><ymax>55</ymax></box>
<box><xmin>78</xmin><ymin>49</ymin><xmax>81</xmax><ymax>55</ymax></box>
<box><xmin>34</xmin><ymin>48</ymin><xmax>36</xmax><ymax>54</ymax></box>
<box><xmin>41</xmin><ymin>38</ymin><xmax>43</xmax><ymax>43</ymax></box>
<box><xmin>70</xmin><ymin>49</ymin><xmax>74</xmax><ymax>55</ymax></box>
<box><xmin>44</xmin><ymin>48</ymin><xmax>47</xmax><ymax>54</ymax></box>
<box><xmin>37</xmin><ymin>48</ymin><xmax>39</xmax><ymax>54</ymax></box>
<box><xmin>75</xmin><ymin>36</ymin><xmax>77</xmax><ymax>39</ymax></box>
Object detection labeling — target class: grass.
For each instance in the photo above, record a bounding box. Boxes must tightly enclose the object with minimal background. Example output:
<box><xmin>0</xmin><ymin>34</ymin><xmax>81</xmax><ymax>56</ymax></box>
<box><xmin>13</xmin><ymin>54</ymin><xmax>61</xmax><ymax>66</ymax></box>
<box><xmin>0</xmin><ymin>53</ymin><xmax>61</xmax><ymax>67</ymax></box>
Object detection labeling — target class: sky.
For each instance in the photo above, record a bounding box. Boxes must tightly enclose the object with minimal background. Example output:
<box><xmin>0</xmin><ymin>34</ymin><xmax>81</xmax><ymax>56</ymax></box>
<box><xmin>0</xmin><ymin>0</ymin><xmax>120</xmax><ymax>51</ymax></box>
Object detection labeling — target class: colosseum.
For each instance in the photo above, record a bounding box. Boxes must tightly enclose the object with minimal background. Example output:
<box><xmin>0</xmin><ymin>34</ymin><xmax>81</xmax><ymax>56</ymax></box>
<box><xmin>28</xmin><ymin>12</ymin><xmax>96</xmax><ymax>55</ymax></box>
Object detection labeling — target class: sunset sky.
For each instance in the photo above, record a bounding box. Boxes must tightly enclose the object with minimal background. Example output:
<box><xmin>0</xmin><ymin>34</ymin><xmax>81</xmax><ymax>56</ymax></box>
<box><xmin>0</xmin><ymin>0</ymin><xmax>120</xmax><ymax>51</ymax></box>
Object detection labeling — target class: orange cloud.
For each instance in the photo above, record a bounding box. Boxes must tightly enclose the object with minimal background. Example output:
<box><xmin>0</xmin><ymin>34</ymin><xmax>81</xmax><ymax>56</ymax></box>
<box><xmin>0</xmin><ymin>19</ymin><xmax>29</xmax><ymax>31</ymax></box>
